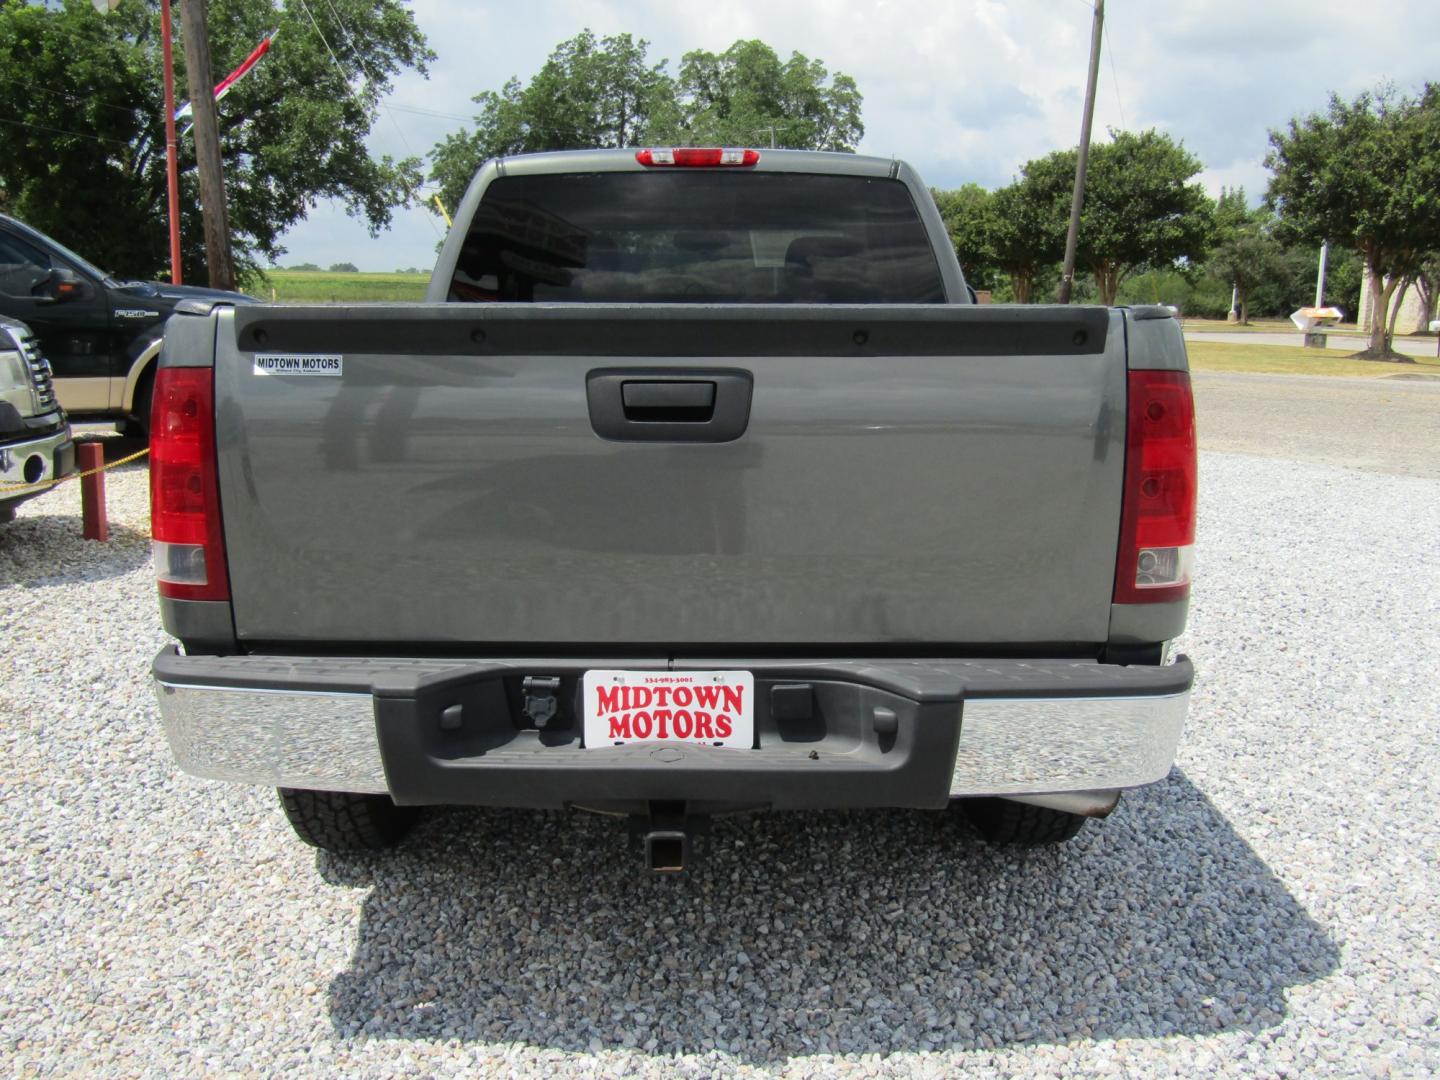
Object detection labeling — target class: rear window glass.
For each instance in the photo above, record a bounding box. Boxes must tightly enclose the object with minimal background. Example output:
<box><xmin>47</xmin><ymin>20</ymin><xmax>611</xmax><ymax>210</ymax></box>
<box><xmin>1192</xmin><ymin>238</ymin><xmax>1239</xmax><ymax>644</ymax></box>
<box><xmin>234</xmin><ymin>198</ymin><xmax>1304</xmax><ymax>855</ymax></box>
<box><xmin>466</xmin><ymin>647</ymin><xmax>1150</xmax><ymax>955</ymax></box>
<box><xmin>448</xmin><ymin>171</ymin><xmax>946</xmax><ymax>304</ymax></box>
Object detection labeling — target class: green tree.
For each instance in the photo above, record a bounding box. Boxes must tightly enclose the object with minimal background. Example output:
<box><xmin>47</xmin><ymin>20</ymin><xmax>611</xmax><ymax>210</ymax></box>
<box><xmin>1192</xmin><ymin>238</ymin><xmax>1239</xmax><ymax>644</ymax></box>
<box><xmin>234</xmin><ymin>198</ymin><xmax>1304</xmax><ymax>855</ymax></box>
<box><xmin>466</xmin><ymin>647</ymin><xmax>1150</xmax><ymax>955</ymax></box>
<box><xmin>430</xmin><ymin>30</ymin><xmax>673</xmax><ymax>212</ymax></box>
<box><xmin>1212</xmin><ymin>186</ymin><xmax>1253</xmax><ymax>235</ymax></box>
<box><xmin>670</xmin><ymin>39</ymin><xmax>862</xmax><ymax>151</ymax></box>
<box><xmin>1266</xmin><ymin>84</ymin><xmax>1440</xmax><ymax>358</ymax></box>
<box><xmin>429</xmin><ymin>33</ymin><xmax>863</xmax><ymax>213</ymax></box>
<box><xmin>932</xmin><ymin>184</ymin><xmax>996</xmax><ymax>289</ymax></box>
<box><xmin>1059</xmin><ymin>130</ymin><xmax>1215</xmax><ymax>305</ymax></box>
<box><xmin>0</xmin><ymin>0</ymin><xmax>432</xmax><ymax>282</ymax></box>
<box><xmin>328</xmin><ymin>261</ymin><xmax>358</xmax><ymax>273</ymax></box>
<box><xmin>1209</xmin><ymin>230</ymin><xmax>1286</xmax><ymax>324</ymax></box>
<box><xmin>1205</xmin><ymin>188</ymin><xmax>1285</xmax><ymax>324</ymax></box>
<box><xmin>984</xmin><ymin>166</ymin><xmax>1070</xmax><ymax>304</ymax></box>
<box><xmin>1116</xmin><ymin>268</ymin><xmax>1230</xmax><ymax>318</ymax></box>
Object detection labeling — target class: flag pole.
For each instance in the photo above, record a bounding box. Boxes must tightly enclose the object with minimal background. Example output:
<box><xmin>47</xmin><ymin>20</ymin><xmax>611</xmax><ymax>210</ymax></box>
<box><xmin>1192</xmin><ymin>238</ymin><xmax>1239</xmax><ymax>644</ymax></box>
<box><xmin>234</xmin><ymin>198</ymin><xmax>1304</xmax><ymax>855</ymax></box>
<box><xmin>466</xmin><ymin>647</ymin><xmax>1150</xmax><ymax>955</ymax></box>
<box><xmin>161</xmin><ymin>0</ymin><xmax>183</xmax><ymax>284</ymax></box>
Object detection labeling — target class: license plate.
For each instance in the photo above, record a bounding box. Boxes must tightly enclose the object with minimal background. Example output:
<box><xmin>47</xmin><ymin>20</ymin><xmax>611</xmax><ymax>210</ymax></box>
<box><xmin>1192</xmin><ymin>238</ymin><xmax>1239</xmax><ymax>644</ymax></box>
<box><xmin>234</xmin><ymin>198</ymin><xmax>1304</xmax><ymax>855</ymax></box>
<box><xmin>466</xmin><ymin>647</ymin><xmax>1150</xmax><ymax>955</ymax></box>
<box><xmin>582</xmin><ymin>670</ymin><xmax>754</xmax><ymax>748</ymax></box>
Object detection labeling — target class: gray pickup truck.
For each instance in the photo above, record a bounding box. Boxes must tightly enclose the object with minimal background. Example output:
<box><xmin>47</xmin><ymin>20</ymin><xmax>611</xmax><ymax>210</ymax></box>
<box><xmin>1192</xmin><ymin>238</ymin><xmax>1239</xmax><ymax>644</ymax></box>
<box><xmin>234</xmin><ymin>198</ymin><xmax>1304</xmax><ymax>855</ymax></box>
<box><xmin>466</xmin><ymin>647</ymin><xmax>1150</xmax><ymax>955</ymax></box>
<box><xmin>150</xmin><ymin>148</ymin><xmax>1196</xmax><ymax>870</ymax></box>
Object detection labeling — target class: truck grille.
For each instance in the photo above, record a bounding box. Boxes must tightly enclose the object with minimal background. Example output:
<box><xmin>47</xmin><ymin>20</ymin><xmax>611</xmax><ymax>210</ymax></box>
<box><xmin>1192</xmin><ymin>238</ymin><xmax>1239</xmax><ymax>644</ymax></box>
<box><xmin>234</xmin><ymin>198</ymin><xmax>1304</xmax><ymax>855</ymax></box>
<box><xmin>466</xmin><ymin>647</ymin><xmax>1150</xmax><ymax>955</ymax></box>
<box><xmin>16</xmin><ymin>332</ymin><xmax>58</xmax><ymax>412</ymax></box>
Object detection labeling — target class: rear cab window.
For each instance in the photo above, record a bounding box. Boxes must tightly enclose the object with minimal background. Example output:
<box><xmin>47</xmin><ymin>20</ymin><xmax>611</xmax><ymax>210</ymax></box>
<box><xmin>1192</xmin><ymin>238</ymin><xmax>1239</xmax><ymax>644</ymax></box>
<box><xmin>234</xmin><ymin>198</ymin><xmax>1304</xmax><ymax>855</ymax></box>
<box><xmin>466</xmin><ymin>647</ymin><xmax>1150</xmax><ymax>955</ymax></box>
<box><xmin>449</xmin><ymin>171</ymin><xmax>947</xmax><ymax>304</ymax></box>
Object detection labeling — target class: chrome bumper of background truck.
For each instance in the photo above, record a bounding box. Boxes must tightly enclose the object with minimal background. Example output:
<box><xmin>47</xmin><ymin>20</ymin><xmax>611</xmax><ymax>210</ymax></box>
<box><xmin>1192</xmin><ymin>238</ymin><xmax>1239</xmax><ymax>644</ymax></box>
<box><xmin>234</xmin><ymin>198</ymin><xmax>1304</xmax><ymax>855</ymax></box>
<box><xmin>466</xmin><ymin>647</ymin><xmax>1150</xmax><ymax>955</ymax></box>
<box><xmin>0</xmin><ymin>423</ymin><xmax>72</xmax><ymax>493</ymax></box>
<box><xmin>153</xmin><ymin>651</ymin><xmax>1192</xmax><ymax>806</ymax></box>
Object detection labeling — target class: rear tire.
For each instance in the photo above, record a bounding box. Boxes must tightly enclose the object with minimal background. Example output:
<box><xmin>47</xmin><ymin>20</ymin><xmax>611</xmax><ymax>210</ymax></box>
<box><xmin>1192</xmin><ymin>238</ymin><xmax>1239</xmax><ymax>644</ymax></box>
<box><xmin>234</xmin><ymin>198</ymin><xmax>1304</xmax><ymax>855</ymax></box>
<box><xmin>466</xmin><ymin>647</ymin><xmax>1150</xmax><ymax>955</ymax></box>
<box><xmin>959</xmin><ymin>797</ymin><xmax>1088</xmax><ymax>846</ymax></box>
<box><xmin>278</xmin><ymin>788</ymin><xmax>416</xmax><ymax>852</ymax></box>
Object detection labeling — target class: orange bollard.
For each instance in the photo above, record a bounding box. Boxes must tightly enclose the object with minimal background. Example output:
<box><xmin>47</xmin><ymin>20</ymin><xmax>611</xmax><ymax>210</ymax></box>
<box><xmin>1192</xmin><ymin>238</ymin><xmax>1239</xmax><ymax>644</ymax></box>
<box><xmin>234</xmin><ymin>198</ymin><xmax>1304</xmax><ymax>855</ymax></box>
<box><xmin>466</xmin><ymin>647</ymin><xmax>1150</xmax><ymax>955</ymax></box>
<box><xmin>79</xmin><ymin>442</ymin><xmax>108</xmax><ymax>542</ymax></box>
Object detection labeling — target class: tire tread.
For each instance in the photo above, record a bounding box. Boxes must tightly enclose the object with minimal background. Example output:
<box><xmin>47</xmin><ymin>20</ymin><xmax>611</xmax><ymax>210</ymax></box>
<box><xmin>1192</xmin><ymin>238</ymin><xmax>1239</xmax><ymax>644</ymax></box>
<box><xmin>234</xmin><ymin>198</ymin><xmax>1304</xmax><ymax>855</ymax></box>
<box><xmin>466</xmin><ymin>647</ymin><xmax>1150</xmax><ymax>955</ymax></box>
<box><xmin>961</xmin><ymin>797</ymin><xmax>1088</xmax><ymax>845</ymax></box>
<box><xmin>277</xmin><ymin>788</ymin><xmax>414</xmax><ymax>852</ymax></box>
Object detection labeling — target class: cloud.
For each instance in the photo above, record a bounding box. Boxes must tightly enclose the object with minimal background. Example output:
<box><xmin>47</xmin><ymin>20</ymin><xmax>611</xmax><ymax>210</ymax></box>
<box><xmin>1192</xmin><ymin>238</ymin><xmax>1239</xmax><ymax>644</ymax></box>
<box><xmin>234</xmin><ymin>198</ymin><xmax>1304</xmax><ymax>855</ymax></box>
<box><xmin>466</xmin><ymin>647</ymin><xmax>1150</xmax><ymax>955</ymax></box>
<box><xmin>276</xmin><ymin>0</ymin><xmax>1438</xmax><ymax>269</ymax></box>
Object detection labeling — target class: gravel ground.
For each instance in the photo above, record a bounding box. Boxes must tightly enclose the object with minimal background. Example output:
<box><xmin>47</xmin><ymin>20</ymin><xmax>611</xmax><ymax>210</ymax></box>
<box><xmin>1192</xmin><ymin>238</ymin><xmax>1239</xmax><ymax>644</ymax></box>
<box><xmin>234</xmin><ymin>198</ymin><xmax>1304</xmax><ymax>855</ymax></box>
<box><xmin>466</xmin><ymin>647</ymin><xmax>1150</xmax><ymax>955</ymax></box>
<box><xmin>2</xmin><ymin>446</ymin><xmax>1439</xmax><ymax>1078</ymax></box>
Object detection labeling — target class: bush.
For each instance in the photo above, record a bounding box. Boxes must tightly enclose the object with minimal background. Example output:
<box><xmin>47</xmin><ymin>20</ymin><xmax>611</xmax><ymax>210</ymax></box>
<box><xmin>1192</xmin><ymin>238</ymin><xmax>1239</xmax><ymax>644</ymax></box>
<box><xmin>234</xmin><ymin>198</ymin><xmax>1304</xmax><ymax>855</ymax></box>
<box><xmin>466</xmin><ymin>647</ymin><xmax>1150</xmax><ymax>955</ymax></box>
<box><xmin>1115</xmin><ymin>270</ymin><xmax>1229</xmax><ymax>318</ymax></box>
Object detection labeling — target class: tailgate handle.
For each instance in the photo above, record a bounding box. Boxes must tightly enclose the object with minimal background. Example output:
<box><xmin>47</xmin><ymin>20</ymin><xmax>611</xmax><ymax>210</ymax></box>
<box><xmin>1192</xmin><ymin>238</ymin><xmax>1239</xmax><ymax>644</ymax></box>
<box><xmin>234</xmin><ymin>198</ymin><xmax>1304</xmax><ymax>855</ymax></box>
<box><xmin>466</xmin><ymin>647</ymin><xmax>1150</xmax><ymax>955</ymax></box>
<box><xmin>587</xmin><ymin>370</ymin><xmax>753</xmax><ymax>443</ymax></box>
<box><xmin>621</xmin><ymin>380</ymin><xmax>716</xmax><ymax>421</ymax></box>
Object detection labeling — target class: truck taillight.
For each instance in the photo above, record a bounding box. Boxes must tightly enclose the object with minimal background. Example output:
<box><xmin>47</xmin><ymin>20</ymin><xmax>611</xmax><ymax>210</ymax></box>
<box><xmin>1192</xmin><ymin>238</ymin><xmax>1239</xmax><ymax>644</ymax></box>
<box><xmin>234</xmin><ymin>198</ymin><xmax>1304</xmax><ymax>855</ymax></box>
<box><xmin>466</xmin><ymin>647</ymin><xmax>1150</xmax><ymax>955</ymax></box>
<box><xmin>635</xmin><ymin>148</ymin><xmax>760</xmax><ymax>167</ymax></box>
<box><xmin>150</xmin><ymin>367</ymin><xmax>229</xmax><ymax>601</ymax></box>
<box><xmin>1114</xmin><ymin>369</ymin><xmax>1196</xmax><ymax>605</ymax></box>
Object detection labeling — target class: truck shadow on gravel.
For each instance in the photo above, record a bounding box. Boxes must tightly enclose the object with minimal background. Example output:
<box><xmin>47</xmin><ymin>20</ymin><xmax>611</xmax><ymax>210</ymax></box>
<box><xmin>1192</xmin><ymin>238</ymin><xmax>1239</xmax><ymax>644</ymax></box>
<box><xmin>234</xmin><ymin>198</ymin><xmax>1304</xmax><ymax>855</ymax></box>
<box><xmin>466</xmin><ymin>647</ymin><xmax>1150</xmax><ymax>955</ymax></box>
<box><xmin>322</xmin><ymin>771</ymin><xmax>1337</xmax><ymax>1060</ymax></box>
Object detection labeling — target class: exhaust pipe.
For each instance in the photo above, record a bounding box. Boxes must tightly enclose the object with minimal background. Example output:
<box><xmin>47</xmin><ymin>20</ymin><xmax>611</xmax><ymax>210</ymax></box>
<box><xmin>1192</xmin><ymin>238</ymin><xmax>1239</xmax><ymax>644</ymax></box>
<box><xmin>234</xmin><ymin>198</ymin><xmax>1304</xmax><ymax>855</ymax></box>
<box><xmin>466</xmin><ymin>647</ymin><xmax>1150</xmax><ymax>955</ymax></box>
<box><xmin>1004</xmin><ymin>789</ymin><xmax>1121</xmax><ymax>818</ymax></box>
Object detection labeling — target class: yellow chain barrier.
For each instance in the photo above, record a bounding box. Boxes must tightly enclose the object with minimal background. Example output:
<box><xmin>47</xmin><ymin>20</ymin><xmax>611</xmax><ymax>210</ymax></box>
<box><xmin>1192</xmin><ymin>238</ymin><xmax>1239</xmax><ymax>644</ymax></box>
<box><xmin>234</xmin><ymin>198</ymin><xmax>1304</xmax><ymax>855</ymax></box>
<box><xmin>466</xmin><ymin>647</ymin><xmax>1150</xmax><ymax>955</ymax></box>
<box><xmin>0</xmin><ymin>446</ymin><xmax>149</xmax><ymax>494</ymax></box>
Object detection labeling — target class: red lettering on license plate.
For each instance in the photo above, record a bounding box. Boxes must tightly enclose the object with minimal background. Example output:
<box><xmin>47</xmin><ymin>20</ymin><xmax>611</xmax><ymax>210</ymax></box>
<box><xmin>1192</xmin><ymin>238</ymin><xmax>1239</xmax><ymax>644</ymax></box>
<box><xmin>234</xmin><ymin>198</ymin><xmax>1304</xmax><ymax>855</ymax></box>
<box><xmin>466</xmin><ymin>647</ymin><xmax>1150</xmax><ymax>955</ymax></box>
<box><xmin>582</xmin><ymin>670</ymin><xmax>754</xmax><ymax>749</ymax></box>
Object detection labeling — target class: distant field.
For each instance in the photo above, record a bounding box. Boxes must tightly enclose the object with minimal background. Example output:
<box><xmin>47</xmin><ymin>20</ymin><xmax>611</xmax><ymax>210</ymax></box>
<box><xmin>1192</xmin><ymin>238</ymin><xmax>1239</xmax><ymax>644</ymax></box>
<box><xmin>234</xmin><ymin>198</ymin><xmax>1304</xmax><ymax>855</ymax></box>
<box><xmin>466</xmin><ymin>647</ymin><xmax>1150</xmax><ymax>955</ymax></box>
<box><xmin>1180</xmin><ymin>318</ymin><xmax>1435</xmax><ymax>342</ymax></box>
<box><xmin>1182</xmin><ymin>317</ymin><xmax>1347</xmax><ymax>334</ymax></box>
<box><xmin>1186</xmin><ymin>339</ymin><xmax>1440</xmax><ymax>377</ymax></box>
<box><xmin>258</xmin><ymin>270</ymin><xmax>429</xmax><ymax>303</ymax></box>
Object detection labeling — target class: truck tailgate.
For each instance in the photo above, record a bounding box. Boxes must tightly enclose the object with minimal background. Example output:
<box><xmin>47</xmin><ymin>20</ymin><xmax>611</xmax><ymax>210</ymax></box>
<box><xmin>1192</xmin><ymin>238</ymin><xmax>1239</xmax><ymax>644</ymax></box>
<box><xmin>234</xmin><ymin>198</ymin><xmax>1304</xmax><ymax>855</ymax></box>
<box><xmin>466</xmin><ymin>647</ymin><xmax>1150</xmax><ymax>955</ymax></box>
<box><xmin>214</xmin><ymin>304</ymin><xmax>1124</xmax><ymax>647</ymax></box>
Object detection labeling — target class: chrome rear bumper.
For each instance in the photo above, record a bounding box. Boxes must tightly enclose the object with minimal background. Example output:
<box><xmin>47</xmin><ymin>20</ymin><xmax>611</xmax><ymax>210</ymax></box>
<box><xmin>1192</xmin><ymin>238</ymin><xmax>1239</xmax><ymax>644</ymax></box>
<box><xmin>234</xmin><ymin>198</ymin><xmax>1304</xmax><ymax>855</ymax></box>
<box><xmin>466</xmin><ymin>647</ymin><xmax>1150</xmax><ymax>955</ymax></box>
<box><xmin>153</xmin><ymin>650</ymin><xmax>1191</xmax><ymax>806</ymax></box>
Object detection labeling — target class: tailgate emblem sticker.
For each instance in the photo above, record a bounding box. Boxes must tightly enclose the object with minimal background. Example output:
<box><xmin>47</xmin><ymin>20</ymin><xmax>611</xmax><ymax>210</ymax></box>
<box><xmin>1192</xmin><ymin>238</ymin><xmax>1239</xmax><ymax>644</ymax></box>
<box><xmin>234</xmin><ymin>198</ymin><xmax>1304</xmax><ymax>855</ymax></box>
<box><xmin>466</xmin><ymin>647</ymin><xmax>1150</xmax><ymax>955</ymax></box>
<box><xmin>253</xmin><ymin>353</ymin><xmax>343</xmax><ymax>376</ymax></box>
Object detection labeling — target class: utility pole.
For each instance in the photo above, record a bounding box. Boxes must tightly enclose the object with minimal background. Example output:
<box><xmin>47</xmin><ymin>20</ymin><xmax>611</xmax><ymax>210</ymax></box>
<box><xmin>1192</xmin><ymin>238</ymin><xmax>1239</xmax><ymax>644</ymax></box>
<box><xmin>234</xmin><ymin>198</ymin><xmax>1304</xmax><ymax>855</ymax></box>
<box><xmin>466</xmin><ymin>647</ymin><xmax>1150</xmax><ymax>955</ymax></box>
<box><xmin>1058</xmin><ymin>0</ymin><xmax>1104</xmax><ymax>305</ymax></box>
<box><xmin>179</xmin><ymin>0</ymin><xmax>236</xmax><ymax>290</ymax></box>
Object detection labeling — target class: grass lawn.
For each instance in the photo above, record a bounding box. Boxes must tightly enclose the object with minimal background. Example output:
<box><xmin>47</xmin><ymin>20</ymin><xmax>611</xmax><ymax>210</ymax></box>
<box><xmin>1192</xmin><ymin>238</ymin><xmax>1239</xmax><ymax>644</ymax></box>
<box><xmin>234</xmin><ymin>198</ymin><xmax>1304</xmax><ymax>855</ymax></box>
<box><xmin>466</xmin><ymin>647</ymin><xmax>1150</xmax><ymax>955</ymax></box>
<box><xmin>1187</xmin><ymin>339</ymin><xmax>1440</xmax><ymax>377</ymax></box>
<box><xmin>1180</xmin><ymin>317</ymin><xmax>1382</xmax><ymax>337</ymax></box>
<box><xmin>258</xmin><ymin>270</ymin><xmax>429</xmax><ymax>303</ymax></box>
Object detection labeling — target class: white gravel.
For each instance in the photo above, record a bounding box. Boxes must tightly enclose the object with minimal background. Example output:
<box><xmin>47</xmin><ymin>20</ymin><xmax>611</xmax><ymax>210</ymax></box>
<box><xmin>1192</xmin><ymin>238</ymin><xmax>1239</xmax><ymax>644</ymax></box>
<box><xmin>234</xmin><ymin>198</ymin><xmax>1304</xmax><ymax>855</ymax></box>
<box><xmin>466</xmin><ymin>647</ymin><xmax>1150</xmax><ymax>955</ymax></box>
<box><xmin>2</xmin><ymin>447</ymin><xmax>1438</xmax><ymax>1078</ymax></box>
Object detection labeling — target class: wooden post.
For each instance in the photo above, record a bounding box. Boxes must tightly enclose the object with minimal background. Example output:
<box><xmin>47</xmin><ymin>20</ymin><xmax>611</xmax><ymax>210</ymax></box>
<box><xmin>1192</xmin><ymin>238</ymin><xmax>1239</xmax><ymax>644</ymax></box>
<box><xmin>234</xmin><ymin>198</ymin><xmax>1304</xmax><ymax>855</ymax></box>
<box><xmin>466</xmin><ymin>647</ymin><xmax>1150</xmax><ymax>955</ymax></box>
<box><xmin>179</xmin><ymin>0</ymin><xmax>236</xmax><ymax>291</ymax></box>
<box><xmin>78</xmin><ymin>443</ymin><xmax>109</xmax><ymax>542</ymax></box>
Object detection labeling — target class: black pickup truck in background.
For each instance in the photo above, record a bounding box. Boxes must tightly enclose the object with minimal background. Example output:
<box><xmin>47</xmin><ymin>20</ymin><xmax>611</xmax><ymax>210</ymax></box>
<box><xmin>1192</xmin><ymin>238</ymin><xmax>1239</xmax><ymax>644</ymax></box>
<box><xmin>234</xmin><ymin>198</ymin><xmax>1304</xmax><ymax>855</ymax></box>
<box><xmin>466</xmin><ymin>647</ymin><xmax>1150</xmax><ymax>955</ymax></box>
<box><xmin>0</xmin><ymin>213</ymin><xmax>254</xmax><ymax>435</ymax></box>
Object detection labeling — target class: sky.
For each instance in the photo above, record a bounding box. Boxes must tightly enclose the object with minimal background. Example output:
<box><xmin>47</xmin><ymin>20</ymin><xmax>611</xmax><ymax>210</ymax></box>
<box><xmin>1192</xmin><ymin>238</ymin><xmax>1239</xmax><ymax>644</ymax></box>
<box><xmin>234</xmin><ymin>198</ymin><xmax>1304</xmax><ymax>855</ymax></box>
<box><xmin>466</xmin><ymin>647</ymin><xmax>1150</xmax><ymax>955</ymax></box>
<box><xmin>277</xmin><ymin>0</ymin><xmax>1438</xmax><ymax>271</ymax></box>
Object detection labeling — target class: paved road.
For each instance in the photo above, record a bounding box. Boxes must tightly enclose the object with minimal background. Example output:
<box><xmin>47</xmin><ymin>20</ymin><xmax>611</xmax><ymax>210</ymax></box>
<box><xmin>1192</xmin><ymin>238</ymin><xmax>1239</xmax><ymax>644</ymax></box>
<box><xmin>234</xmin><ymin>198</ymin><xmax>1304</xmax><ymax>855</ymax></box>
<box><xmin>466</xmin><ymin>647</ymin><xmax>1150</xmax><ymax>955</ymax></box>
<box><xmin>1193</xmin><ymin>371</ymin><xmax>1440</xmax><ymax>479</ymax></box>
<box><xmin>1186</xmin><ymin>330</ymin><xmax>1436</xmax><ymax>357</ymax></box>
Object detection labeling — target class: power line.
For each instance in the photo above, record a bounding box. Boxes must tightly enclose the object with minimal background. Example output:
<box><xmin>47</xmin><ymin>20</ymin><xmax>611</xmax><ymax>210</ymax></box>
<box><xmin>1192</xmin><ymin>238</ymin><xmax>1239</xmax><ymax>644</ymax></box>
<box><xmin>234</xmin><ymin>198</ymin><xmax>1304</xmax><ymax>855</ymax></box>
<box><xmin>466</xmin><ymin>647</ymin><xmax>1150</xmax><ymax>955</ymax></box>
<box><xmin>16</xmin><ymin>84</ymin><xmax>148</xmax><ymax>118</ymax></box>
<box><xmin>291</xmin><ymin>0</ymin><xmax>444</xmax><ymax>238</ymax></box>
<box><xmin>383</xmin><ymin>102</ymin><xmax>474</xmax><ymax>123</ymax></box>
<box><xmin>294</xmin><ymin>0</ymin><xmax>343</xmax><ymax>74</ymax></box>
<box><xmin>0</xmin><ymin>116</ymin><xmax>135</xmax><ymax>147</ymax></box>
<box><xmin>1103</xmin><ymin>20</ymin><xmax>1126</xmax><ymax>129</ymax></box>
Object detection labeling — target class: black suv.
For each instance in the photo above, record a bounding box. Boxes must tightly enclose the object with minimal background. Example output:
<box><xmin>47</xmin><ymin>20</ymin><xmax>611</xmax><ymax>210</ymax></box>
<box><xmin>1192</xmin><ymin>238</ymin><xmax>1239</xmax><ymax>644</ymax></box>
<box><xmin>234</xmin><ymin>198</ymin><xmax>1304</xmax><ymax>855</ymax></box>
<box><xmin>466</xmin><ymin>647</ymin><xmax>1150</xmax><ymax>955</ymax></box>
<box><xmin>0</xmin><ymin>214</ymin><xmax>255</xmax><ymax>434</ymax></box>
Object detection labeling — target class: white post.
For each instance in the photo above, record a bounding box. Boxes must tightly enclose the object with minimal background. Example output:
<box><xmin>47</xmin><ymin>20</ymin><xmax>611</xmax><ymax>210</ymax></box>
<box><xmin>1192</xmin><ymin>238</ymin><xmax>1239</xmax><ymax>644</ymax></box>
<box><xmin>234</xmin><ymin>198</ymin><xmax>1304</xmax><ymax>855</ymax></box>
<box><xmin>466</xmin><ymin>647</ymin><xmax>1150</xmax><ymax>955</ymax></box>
<box><xmin>1315</xmin><ymin>240</ymin><xmax>1328</xmax><ymax>308</ymax></box>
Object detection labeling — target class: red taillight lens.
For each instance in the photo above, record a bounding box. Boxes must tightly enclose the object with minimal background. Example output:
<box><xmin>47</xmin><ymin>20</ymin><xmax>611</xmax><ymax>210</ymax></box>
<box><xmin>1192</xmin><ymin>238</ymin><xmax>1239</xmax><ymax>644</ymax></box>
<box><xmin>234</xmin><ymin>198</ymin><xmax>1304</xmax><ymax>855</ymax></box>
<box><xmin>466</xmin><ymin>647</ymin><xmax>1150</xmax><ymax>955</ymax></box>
<box><xmin>1114</xmin><ymin>369</ymin><xmax>1196</xmax><ymax>605</ymax></box>
<box><xmin>150</xmin><ymin>366</ymin><xmax>229</xmax><ymax>601</ymax></box>
<box><xmin>635</xmin><ymin>148</ymin><xmax>761</xmax><ymax>167</ymax></box>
